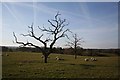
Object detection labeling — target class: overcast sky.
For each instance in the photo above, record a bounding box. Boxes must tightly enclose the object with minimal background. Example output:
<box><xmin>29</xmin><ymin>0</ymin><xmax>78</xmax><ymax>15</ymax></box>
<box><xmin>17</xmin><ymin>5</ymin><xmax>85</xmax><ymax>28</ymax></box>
<box><xmin>1</xmin><ymin>2</ymin><xmax>118</xmax><ymax>49</ymax></box>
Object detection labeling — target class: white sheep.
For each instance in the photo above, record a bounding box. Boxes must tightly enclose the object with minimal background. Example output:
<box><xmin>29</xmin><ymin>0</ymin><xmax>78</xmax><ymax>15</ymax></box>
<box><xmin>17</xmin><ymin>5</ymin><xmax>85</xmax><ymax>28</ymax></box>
<box><xmin>90</xmin><ymin>57</ymin><xmax>94</xmax><ymax>61</ymax></box>
<box><xmin>56</xmin><ymin>56</ymin><xmax>64</xmax><ymax>61</ymax></box>
<box><xmin>41</xmin><ymin>55</ymin><xmax>44</xmax><ymax>58</ymax></box>
<box><xmin>6</xmin><ymin>54</ymin><xmax>9</xmax><ymax>56</ymax></box>
<box><xmin>84</xmin><ymin>58</ymin><xmax>89</xmax><ymax>61</ymax></box>
<box><xmin>56</xmin><ymin>56</ymin><xmax>59</xmax><ymax>60</ymax></box>
<box><xmin>93</xmin><ymin>58</ymin><xmax>97</xmax><ymax>61</ymax></box>
<box><xmin>91</xmin><ymin>57</ymin><xmax>97</xmax><ymax>61</ymax></box>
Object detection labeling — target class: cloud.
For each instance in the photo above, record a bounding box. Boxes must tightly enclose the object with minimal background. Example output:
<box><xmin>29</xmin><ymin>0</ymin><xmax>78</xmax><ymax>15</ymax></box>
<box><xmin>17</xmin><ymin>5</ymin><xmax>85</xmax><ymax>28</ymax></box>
<box><xmin>2</xmin><ymin>3</ymin><xmax>24</xmax><ymax>25</ymax></box>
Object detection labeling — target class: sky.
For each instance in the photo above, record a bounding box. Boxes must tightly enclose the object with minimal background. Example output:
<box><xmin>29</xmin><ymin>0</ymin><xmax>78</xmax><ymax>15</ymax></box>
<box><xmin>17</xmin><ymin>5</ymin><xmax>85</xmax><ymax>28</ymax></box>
<box><xmin>0</xmin><ymin>2</ymin><xmax>118</xmax><ymax>49</ymax></box>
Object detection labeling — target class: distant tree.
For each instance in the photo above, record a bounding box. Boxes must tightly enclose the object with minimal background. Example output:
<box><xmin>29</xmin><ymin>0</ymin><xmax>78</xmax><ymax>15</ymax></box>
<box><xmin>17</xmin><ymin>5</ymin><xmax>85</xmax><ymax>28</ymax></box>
<box><xmin>66</xmin><ymin>33</ymin><xmax>83</xmax><ymax>59</ymax></box>
<box><xmin>2</xmin><ymin>46</ymin><xmax>9</xmax><ymax>52</ymax></box>
<box><xmin>55</xmin><ymin>47</ymin><xmax>64</xmax><ymax>54</ymax></box>
<box><xmin>13</xmin><ymin>12</ymin><xmax>70</xmax><ymax>63</ymax></box>
<box><xmin>63</xmin><ymin>48</ymin><xmax>74</xmax><ymax>55</ymax></box>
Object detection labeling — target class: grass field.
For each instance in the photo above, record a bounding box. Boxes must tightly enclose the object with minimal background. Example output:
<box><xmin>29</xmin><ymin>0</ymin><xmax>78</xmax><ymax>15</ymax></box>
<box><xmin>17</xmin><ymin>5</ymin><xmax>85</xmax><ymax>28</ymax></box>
<box><xmin>2</xmin><ymin>52</ymin><xmax>119</xmax><ymax>78</ymax></box>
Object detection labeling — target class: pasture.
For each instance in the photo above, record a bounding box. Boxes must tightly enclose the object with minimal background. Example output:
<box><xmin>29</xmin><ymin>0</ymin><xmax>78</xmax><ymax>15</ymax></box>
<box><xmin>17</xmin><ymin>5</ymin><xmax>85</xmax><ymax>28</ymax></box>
<box><xmin>2</xmin><ymin>52</ymin><xmax>119</xmax><ymax>78</ymax></box>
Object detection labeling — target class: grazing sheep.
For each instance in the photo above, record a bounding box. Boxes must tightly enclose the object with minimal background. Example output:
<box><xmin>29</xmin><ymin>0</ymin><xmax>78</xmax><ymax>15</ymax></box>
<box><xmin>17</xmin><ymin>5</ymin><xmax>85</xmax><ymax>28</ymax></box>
<box><xmin>93</xmin><ymin>58</ymin><xmax>97</xmax><ymax>61</ymax></box>
<box><xmin>91</xmin><ymin>57</ymin><xmax>97</xmax><ymax>61</ymax></box>
<box><xmin>90</xmin><ymin>57</ymin><xmax>94</xmax><ymax>61</ymax></box>
<box><xmin>6</xmin><ymin>54</ymin><xmax>9</xmax><ymax>56</ymax></box>
<box><xmin>56</xmin><ymin>56</ymin><xmax>59</xmax><ymax>60</ymax></box>
<box><xmin>84</xmin><ymin>58</ymin><xmax>89</xmax><ymax>61</ymax></box>
<box><xmin>41</xmin><ymin>55</ymin><xmax>44</xmax><ymax>58</ymax></box>
<box><xmin>56</xmin><ymin>56</ymin><xmax>64</xmax><ymax>61</ymax></box>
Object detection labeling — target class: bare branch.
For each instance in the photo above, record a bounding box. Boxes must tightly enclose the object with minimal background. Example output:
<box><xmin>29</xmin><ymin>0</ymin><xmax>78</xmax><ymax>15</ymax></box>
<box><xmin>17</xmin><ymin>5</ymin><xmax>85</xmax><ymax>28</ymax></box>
<box><xmin>13</xmin><ymin>32</ymin><xmax>42</xmax><ymax>50</ymax></box>
<box><xmin>13</xmin><ymin>32</ymin><xmax>24</xmax><ymax>45</ymax></box>
<box><xmin>67</xmin><ymin>41</ymin><xmax>74</xmax><ymax>46</ymax></box>
<box><xmin>55</xmin><ymin>11</ymin><xmax>61</xmax><ymax>20</ymax></box>
<box><xmin>48</xmin><ymin>20</ymin><xmax>56</xmax><ymax>28</ymax></box>
<box><xmin>56</xmin><ymin>29</ymin><xmax>69</xmax><ymax>39</ymax></box>
<box><xmin>20</xmin><ymin>34</ymin><xmax>31</xmax><ymax>37</ymax></box>
<box><xmin>20</xmin><ymin>24</ymin><xmax>46</xmax><ymax>46</ymax></box>
<box><xmin>66</xmin><ymin>33</ymin><xmax>83</xmax><ymax>48</ymax></box>
<box><xmin>66</xmin><ymin>33</ymin><xmax>83</xmax><ymax>59</ymax></box>
<box><xmin>44</xmin><ymin>38</ymin><xmax>52</xmax><ymax>43</ymax></box>
<box><xmin>65</xmin><ymin>44</ymin><xmax>73</xmax><ymax>49</ymax></box>
<box><xmin>38</xmin><ymin>34</ymin><xmax>44</xmax><ymax>39</ymax></box>
<box><xmin>38</xmin><ymin>26</ymin><xmax>55</xmax><ymax>34</ymax></box>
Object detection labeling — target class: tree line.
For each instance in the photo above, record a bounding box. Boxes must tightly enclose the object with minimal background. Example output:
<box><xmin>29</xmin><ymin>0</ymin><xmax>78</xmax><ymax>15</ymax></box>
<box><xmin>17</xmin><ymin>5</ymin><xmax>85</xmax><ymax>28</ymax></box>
<box><xmin>1</xmin><ymin>46</ymin><xmax>119</xmax><ymax>56</ymax></box>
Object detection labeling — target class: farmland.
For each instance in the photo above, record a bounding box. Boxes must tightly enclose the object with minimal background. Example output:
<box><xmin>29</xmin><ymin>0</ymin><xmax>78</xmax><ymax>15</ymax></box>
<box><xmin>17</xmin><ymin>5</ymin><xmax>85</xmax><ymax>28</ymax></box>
<box><xmin>2</xmin><ymin>52</ymin><xmax>119</xmax><ymax>78</ymax></box>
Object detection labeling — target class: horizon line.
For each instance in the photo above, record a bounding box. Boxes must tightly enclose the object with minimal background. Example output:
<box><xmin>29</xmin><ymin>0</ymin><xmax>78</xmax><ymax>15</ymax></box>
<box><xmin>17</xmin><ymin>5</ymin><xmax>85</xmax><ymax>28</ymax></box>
<box><xmin>0</xmin><ymin>45</ymin><xmax>119</xmax><ymax>49</ymax></box>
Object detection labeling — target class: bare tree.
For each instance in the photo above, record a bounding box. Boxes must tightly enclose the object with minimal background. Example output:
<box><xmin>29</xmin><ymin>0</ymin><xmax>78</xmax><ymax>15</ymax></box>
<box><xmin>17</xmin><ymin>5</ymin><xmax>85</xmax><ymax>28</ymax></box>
<box><xmin>66</xmin><ymin>33</ymin><xmax>83</xmax><ymax>59</ymax></box>
<box><xmin>13</xmin><ymin>12</ymin><xmax>70</xmax><ymax>63</ymax></box>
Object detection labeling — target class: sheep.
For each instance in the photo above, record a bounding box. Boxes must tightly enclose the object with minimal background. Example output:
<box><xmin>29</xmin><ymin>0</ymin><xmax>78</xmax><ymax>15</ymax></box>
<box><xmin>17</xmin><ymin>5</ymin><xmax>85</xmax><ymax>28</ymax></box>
<box><xmin>93</xmin><ymin>58</ymin><xmax>97</xmax><ymax>61</ymax></box>
<box><xmin>90</xmin><ymin>57</ymin><xmax>94</xmax><ymax>61</ymax></box>
<box><xmin>56</xmin><ymin>56</ymin><xmax>64</xmax><ymax>61</ymax></box>
<box><xmin>41</xmin><ymin>55</ymin><xmax>44</xmax><ymax>58</ymax></box>
<box><xmin>90</xmin><ymin>57</ymin><xmax>97</xmax><ymax>61</ymax></box>
<box><xmin>84</xmin><ymin>58</ymin><xmax>89</xmax><ymax>61</ymax></box>
<box><xmin>6</xmin><ymin>54</ymin><xmax>9</xmax><ymax>56</ymax></box>
<box><xmin>84</xmin><ymin>57</ymin><xmax>97</xmax><ymax>62</ymax></box>
<box><xmin>56</xmin><ymin>56</ymin><xmax>59</xmax><ymax>60</ymax></box>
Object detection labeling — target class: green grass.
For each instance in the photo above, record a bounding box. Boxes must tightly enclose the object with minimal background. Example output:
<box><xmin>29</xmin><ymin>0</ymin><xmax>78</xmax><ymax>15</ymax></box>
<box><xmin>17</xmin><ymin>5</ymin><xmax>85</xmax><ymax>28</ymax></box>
<box><xmin>2</xmin><ymin>52</ymin><xmax>119</xmax><ymax>78</ymax></box>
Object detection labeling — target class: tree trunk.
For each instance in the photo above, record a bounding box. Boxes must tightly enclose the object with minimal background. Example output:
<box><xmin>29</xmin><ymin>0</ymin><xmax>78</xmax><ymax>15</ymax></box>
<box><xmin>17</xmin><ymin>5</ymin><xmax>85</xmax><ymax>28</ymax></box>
<box><xmin>75</xmin><ymin>54</ymin><xmax>77</xmax><ymax>59</ymax></box>
<box><xmin>44</xmin><ymin>55</ymin><xmax>48</xmax><ymax>63</ymax></box>
<box><xmin>74</xmin><ymin>48</ymin><xmax>77</xmax><ymax>59</ymax></box>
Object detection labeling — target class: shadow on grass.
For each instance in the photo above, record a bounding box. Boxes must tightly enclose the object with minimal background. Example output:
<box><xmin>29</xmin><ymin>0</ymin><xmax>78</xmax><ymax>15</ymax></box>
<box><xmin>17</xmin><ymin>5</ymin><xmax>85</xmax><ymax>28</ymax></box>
<box><xmin>59</xmin><ymin>62</ymin><xmax>96</xmax><ymax>69</ymax></box>
<box><xmin>19</xmin><ymin>60</ymin><xmax>41</xmax><ymax>63</ymax></box>
<box><xmin>79</xmin><ymin>64</ymin><xmax>96</xmax><ymax>69</ymax></box>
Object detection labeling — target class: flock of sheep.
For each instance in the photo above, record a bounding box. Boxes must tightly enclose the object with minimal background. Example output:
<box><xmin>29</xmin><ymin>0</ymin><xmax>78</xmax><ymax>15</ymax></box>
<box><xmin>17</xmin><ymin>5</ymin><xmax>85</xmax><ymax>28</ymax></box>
<box><xmin>41</xmin><ymin>55</ymin><xmax>97</xmax><ymax>61</ymax></box>
<box><xmin>0</xmin><ymin>53</ymin><xmax>9</xmax><ymax>56</ymax></box>
<box><xmin>84</xmin><ymin>57</ymin><xmax>97</xmax><ymax>61</ymax></box>
<box><xmin>1</xmin><ymin>54</ymin><xmax>97</xmax><ymax>62</ymax></box>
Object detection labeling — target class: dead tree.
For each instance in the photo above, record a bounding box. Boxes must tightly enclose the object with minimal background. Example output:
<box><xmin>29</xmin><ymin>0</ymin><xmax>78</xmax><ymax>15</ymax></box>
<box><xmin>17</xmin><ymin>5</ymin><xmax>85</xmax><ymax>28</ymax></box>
<box><xmin>66</xmin><ymin>33</ymin><xmax>83</xmax><ymax>59</ymax></box>
<box><xmin>13</xmin><ymin>12</ymin><xmax>69</xmax><ymax>63</ymax></box>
